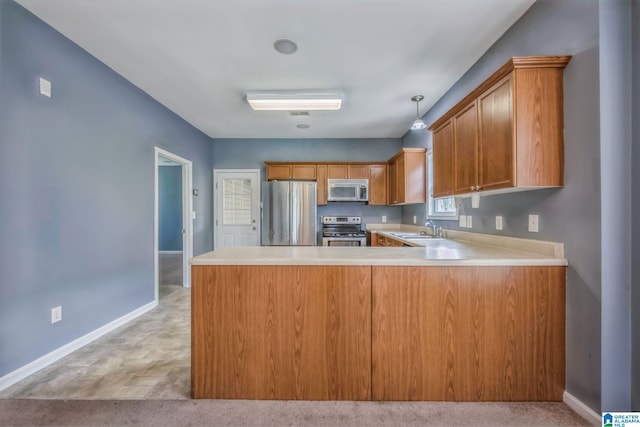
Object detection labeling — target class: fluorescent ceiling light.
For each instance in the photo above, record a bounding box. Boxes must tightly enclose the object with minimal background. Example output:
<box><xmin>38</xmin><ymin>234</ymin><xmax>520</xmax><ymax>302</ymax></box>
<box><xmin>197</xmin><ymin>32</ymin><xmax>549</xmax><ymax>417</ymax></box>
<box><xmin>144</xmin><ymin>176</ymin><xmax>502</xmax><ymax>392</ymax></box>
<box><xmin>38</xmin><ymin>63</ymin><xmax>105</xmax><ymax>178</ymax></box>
<box><xmin>246</xmin><ymin>91</ymin><xmax>343</xmax><ymax>111</ymax></box>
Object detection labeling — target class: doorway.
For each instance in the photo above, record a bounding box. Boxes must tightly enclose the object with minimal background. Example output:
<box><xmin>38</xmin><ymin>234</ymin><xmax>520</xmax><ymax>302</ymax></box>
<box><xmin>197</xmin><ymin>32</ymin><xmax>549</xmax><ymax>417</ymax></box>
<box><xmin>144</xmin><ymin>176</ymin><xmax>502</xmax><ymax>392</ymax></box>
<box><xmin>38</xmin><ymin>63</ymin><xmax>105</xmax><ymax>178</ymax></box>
<box><xmin>213</xmin><ymin>169</ymin><xmax>260</xmax><ymax>249</ymax></box>
<box><xmin>154</xmin><ymin>147</ymin><xmax>193</xmax><ymax>302</ymax></box>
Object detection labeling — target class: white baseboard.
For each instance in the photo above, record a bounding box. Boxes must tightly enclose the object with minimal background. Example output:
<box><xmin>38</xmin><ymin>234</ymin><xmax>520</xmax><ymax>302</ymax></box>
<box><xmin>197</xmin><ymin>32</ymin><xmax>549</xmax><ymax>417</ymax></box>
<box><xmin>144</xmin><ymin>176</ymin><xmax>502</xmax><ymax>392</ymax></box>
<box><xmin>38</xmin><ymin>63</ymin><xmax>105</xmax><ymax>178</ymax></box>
<box><xmin>159</xmin><ymin>250</ymin><xmax>183</xmax><ymax>254</ymax></box>
<box><xmin>0</xmin><ymin>300</ymin><xmax>158</xmax><ymax>392</ymax></box>
<box><xmin>564</xmin><ymin>391</ymin><xmax>601</xmax><ymax>426</ymax></box>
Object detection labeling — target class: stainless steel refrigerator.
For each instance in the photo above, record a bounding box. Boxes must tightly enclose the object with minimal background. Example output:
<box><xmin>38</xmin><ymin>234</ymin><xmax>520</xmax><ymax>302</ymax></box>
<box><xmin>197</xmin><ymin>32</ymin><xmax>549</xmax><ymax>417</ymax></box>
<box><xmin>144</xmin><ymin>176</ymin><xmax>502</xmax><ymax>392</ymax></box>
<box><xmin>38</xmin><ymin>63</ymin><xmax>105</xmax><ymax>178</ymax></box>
<box><xmin>261</xmin><ymin>181</ymin><xmax>317</xmax><ymax>246</ymax></box>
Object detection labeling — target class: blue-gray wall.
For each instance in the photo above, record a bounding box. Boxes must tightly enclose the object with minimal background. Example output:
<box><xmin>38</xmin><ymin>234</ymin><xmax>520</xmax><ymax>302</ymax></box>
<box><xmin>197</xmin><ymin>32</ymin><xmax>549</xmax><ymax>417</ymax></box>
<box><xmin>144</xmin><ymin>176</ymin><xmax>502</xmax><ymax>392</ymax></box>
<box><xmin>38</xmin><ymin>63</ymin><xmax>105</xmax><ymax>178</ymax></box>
<box><xmin>0</xmin><ymin>1</ymin><xmax>213</xmax><ymax>377</ymax></box>
<box><xmin>159</xmin><ymin>166</ymin><xmax>183</xmax><ymax>251</ymax></box>
<box><xmin>402</xmin><ymin>0</ymin><xmax>603</xmax><ymax>412</ymax></box>
<box><xmin>633</xmin><ymin>0</ymin><xmax>640</xmax><ymax>411</ymax></box>
<box><xmin>599</xmin><ymin>0</ymin><xmax>633</xmax><ymax>412</ymax></box>
<box><xmin>212</xmin><ymin>138</ymin><xmax>405</xmax><ymax>230</ymax></box>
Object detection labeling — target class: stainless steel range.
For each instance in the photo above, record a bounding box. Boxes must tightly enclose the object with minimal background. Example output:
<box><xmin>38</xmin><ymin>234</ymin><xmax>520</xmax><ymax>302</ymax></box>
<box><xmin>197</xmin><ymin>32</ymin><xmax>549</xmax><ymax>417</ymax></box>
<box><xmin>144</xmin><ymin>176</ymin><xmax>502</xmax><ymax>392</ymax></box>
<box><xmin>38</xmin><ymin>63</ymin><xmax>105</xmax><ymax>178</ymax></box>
<box><xmin>321</xmin><ymin>216</ymin><xmax>367</xmax><ymax>247</ymax></box>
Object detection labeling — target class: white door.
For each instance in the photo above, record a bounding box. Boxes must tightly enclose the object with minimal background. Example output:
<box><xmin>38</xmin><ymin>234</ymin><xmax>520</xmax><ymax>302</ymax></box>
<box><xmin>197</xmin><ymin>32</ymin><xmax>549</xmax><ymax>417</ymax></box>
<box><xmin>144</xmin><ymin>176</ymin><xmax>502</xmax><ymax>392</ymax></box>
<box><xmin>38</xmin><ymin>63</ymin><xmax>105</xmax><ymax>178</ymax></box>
<box><xmin>214</xmin><ymin>169</ymin><xmax>261</xmax><ymax>249</ymax></box>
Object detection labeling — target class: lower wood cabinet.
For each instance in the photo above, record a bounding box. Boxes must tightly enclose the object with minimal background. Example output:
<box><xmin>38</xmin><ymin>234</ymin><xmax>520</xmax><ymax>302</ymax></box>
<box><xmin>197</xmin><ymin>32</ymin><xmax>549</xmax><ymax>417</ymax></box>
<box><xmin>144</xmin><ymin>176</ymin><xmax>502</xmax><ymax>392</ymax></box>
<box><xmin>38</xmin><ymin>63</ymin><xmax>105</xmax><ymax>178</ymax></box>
<box><xmin>192</xmin><ymin>265</ymin><xmax>371</xmax><ymax>400</ymax></box>
<box><xmin>371</xmin><ymin>266</ymin><xmax>565</xmax><ymax>401</ymax></box>
<box><xmin>192</xmin><ymin>264</ymin><xmax>566</xmax><ymax>401</ymax></box>
<box><xmin>376</xmin><ymin>234</ymin><xmax>403</xmax><ymax>247</ymax></box>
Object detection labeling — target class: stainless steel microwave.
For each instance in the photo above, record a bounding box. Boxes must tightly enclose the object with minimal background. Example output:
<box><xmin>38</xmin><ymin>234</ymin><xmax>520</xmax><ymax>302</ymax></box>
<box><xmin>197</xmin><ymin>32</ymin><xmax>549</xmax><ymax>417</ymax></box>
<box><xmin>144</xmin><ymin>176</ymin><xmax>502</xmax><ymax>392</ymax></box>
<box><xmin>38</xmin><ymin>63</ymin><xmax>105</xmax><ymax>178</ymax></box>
<box><xmin>327</xmin><ymin>179</ymin><xmax>368</xmax><ymax>202</ymax></box>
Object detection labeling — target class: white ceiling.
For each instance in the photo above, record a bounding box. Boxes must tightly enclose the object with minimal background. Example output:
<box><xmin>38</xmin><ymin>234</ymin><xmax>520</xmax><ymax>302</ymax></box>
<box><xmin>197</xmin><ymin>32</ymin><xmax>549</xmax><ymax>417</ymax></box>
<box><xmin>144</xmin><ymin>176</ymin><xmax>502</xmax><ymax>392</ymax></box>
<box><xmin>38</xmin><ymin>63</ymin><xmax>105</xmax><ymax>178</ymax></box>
<box><xmin>16</xmin><ymin>0</ymin><xmax>536</xmax><ymax>139</ymax></box>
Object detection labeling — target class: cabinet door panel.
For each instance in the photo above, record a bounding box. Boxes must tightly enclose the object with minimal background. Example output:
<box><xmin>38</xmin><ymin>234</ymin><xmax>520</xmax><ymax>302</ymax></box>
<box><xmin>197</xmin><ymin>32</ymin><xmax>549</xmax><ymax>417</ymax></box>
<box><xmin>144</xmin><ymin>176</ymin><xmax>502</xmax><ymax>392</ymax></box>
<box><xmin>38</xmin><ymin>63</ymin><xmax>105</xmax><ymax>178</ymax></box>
<box><xmin>292</xmin><ymin>164</ymin><xmax>317</xmax><ymax>180</ymax></box>
<box><xmin>479</xmin><ymin>76</ymin><xmax>513</xmax><ymax>190</ymax></box>
<box><xmin>396</xmin><ymin>157</ymin><xmax>405</xmax><ymax>203</ymax></box>
<box><xmin>192</xmin><ymin>265</ymin><xmax>372</xmax><ymax>400</ymax></box>
<box><xmin>316</xmin><ymin>165</ymin><xmax>327</xmax><ymax>205</ymax></box>
<box><xmin>328</xmin><ymin>165</ymin><xmax>348</xmax><ymax>179</ymax></box>
<box><xmin>432</xmin><ymin>121</ymin><xmax>454</xmax><ymax>197</ymax></box>
<box><xmin>453</xmin><ymin>102</ymin><xmax>478</xmax><ymax>194</ymax></box>
<box><xmin>387</xmin><ymin>161</ymin><xmax>397</xmax><ymax>204</ymax></box>
<box><xmin>371</xmin><ymin>266</ymin><xmax>565</xmax><ymax>401</ymax></box>
<box><xmin>368</xmin><ymin>164</ymin><xmax>387</xmax><ymax>205</ymax></box>
<box><xmin>267</xmin><ymin>165</ymin><xmax>292</xmax><ymax>180</ymax></box>
<box><xmin>348</xmin><ymin>165</ymin><xmax>368</xmax><ymax>179</ymax></box>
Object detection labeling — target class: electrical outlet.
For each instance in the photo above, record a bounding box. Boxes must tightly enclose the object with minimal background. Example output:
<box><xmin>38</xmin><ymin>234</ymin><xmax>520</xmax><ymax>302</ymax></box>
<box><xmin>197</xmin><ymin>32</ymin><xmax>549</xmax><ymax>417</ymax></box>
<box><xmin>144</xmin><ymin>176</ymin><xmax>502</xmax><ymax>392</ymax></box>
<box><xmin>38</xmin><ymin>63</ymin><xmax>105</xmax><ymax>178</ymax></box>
<box><xmin>413</xmin><ymin>215</ymin><xmax>417</xmax><ymax>224</ymax></box>
<box><xmin>51</xmin><ymin>306</ymin><xmax>62</xmax><ymax>324</ymax></box>
<box><xmin>496</xmin><ymin>216</ymin><xmax>503</xmax><ymax>230</ymax></box>
<box><xmin>528</xmin><ymin>214</ymin><xmax>539</xmax><ymax>232</ymax></box>
<box><xmin>459</xmin><ymin>215</ymin><xmax>467</xmax><ymax>228</ymax></box>
<box><xmin>382</xmin><ymin>215</ymin><xmax>387</xmax><ymax>223</ymax></box>
<box><xmin>39</xmin><ymin>77</ymin><xmax>51</xmax><ymax>97</ymax></box>
<box><xmin>466</xmin><ymin>215</ymin><xmax>473</xmax><ymax>228</ymax></box>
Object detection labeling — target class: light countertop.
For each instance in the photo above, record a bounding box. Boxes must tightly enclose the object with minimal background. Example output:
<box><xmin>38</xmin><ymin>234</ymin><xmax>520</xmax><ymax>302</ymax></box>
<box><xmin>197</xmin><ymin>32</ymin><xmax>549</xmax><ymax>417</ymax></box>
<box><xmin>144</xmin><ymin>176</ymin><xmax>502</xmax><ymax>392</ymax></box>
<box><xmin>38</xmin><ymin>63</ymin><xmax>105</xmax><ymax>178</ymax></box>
<box><xmin>191</xmin><ymin>230</ymin><xmax>567</xmax><ymax>266</ymax></box>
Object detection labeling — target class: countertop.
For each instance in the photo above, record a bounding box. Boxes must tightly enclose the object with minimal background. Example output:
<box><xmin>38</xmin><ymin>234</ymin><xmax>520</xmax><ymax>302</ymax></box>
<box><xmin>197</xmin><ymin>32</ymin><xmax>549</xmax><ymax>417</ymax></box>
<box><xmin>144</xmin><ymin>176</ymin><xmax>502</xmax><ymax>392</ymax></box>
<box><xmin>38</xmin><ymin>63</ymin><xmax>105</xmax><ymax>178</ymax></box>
<box><xmin>191</xmin><ymin>228</ymin><xmax>567</xmax><ymax>266</ymax></box>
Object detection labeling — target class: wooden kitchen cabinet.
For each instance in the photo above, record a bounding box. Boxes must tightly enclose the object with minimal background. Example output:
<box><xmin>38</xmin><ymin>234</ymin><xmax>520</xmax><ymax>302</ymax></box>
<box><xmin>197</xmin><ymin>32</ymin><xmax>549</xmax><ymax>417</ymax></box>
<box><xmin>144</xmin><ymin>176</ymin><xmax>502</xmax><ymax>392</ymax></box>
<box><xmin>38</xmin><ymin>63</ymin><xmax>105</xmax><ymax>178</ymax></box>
<box><xmin>327</xmin><ymin>164</ymin><xmax>369</xmax><ymax>179</ymax></box>
<box><xmin>292</xmin><ymin>164</ymin><xmax>317</xmax><ymax>180</ymax></box>
<box><xmin>478</xmin><ymin>75</ymin><xmax>514</xmax><ymax>191</ymax></box>
<box><xmin>431</xmin><ymin>121</ymin><xmax>454</xmax><ymax>198</ymax></box>
<box><xmin>192</xmin><ymin>262</ymin><xmax>567</xmax><ymax>402</ymax></box>
<box><xmin>387</xmin><ymin>148</ymin><xmax>426</xmax><ymax>205</ymax></box>
<box><xmin>429</xmin><ymin>56</ymin><xmax>570</xmax><ymax>196</ymax></box>
<box><xmin>266</xmin><ymin>164</ymin><xmax>292</xmax><ymax>180</ymax></box>
<box><xmin>347</xmin><ymin>165</ymin><xmax>369</xmax><ymax>179</ymax></box>
<box><xmin>266</xmin><ymin>163</ymin><xmax>316</xmax><ymax>180</ymax></box>
<box><xmin>192</xmin><ymin>265</ymin><xmax>372</xmax><ymax>400</ymax></box>
<box><xmin>376</xmin><ymin>234</ymin><xmax>403</xmax><ymax>247</ymax></box>
<box><xmin>368</xmin><ymin>164</ymin><xmax>387</xmax><ymax>205</ymax></box>
<box><xmin>316</xmin><ymin>164</ymin><xmax>328</xmax><ymax>205</ymax></box>
<box><xmin>453</xmin><ymin>101</ymin><xmax>479</xmax><ymax>194</ymax></box>
<box><xmin>327</xmin><ymin>164</ymin><xmax>348</xmax><ymax>179</ymax></box>
<box><xmin>371</xmin><ymin>266</ymin><xmax>566</xmax><ymax>401</ymax></box>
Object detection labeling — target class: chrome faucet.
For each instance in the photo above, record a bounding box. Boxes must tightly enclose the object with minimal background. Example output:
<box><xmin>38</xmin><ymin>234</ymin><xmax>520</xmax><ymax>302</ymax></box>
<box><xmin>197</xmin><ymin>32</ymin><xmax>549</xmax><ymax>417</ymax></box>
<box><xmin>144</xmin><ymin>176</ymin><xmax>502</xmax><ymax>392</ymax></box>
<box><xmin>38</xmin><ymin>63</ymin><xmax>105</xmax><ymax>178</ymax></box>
<box><xmin>424</xmin><ymin>220</ymin><xmax>444</xmax><ymax>238</ymax></box>
<box><xmin>424</xmin><ymin>220</ymin><xmax>436</xmax><ymax>236</ymax></box>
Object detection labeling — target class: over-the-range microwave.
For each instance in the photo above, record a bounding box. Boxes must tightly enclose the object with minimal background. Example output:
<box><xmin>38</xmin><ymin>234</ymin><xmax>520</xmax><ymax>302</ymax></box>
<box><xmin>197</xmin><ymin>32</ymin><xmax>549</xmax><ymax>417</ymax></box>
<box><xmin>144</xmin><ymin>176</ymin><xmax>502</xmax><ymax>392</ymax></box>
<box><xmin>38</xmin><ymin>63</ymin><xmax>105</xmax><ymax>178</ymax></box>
<box><xmin>327</xmin><ymin>179</ymin><xmax>368</xmax><ymax>202</ymax></box>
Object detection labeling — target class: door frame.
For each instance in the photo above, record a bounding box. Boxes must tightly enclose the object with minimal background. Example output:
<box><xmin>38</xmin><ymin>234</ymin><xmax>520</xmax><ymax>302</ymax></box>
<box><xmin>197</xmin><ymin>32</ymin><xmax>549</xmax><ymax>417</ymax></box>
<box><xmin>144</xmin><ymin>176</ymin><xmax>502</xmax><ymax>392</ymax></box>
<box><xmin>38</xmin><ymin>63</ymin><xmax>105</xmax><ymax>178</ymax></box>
<box><xmin>154</xmin><ymin>147</ymin><xmax>193</xmax><ymax>302</ymax></box>
<box><xmin>213</xmin><ymin>169</ymin><xmax>261</xmax><ymax>250</ymax></box>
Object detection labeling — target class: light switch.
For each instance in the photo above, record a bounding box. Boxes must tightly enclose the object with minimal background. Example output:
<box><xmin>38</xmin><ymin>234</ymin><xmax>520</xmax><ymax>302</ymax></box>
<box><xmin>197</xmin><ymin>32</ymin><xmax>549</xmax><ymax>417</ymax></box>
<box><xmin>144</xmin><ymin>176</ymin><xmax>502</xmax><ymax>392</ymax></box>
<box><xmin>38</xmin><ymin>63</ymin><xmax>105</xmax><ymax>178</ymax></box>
<box><xmin>413</xmin><ymin>215</ymin><xmax>417</xmax><ymax>224</ymax></box>
<box><xmin>496</xmin><ymin>216</ymin><xmax>503</xmax><ymax>231</ymax></box>
<box><xmin>528</xmin><ymin>214</ymin><xmax>539</xmax><ymax>232</ymax></box>
<box><xmin>192</xmin><ymin>211</ymin><xmax>196</xmax><ymax>220</ymax></box>
<box><xmin>459</xmin><ymin>215</ymin><xmax>467</xmax><ymax>228</ymax></box>
<box><xmin>382</xmin><ymin>215</ymin><xmax>387</xmax><ymax>223</ymax></box>
<box><xmin>466</xmin><ymin>215</ymin><xmax>473</xmax><ymax>228</ymax></box>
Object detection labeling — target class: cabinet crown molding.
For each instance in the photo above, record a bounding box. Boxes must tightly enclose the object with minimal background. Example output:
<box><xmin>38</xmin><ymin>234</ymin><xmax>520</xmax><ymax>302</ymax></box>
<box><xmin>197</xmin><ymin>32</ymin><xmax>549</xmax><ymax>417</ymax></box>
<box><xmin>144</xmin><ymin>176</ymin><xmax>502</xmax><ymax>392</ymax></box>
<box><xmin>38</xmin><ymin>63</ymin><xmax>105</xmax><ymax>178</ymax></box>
<box><xmin>428</xmin><ymin>55</ymin><xmax>571</xmax><ymax>131</ymax></box>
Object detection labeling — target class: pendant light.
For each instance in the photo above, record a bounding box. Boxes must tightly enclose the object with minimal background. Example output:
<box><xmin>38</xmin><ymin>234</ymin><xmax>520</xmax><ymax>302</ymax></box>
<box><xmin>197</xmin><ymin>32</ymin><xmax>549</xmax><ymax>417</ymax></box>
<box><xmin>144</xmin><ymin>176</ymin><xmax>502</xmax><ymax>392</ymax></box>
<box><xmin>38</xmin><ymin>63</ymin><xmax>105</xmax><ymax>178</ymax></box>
<box><xmin>410</xmin><ymin>95</ymin><xmax>426</xmax><ymax>130</ymax></box>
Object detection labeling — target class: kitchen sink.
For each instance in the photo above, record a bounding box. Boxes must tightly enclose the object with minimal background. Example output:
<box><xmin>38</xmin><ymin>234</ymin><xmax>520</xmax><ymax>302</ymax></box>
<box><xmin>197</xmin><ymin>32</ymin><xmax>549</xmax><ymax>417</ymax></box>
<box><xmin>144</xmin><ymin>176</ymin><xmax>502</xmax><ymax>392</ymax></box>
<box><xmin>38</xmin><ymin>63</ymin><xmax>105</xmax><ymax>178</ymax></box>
<box><xmin>389</xmin><ymin>232</ymin><xmax>443</xmax><ymax>240</ymax></box>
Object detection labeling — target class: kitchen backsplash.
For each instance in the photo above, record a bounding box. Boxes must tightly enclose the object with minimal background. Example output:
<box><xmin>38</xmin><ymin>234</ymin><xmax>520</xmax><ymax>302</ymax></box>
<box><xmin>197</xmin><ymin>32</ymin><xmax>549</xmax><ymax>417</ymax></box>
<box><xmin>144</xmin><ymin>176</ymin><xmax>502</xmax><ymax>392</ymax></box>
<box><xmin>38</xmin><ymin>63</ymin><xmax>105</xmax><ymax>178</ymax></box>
<box><xmin>317</xmin><ymin>203</ymin><xmax>401</xmax><ymax>229</ymax></box>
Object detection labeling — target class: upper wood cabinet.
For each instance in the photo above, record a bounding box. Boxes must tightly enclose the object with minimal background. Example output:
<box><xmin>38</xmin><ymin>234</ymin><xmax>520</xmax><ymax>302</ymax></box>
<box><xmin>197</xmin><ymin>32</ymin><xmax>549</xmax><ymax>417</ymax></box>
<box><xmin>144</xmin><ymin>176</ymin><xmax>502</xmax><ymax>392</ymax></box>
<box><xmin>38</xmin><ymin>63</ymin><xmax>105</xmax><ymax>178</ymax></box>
<box><xmin>327</xmin><ymin>164</ymin><xmax>369</xmax><ymax>179</ymax></box>
<box><xmin>387</xmin><ymin>148</ymin><xmax>426</xmax><ymax>205</ymax></box>
<box><xmin>368</xmin><ymin>164</ymin><xmax>387</xmax><ymax>205</ymax></box>
<box><xmin>266</xmin><ymin>164</ymin><xmax>293</xmax><ymax>180</ymax></box>
<box><xmin>453</xmin><ymin>101</ymin><xmax>479</xmax><ymax>194</ymax></box>
<box><xmin>316</xmin><ymin>164</ymin><xmax>328</xmax><ymax>205</ymax></box>
<box><xmin>266</xmin><ymin>161</ymin><xmax>391</xmax><ymax>206</ymax></box>
<box><xmin>266</xmin><ymin>163</ymin><xmax>316</xmax><ymax>180</ymax></box>
<box><xmin>431</xmin><ymin>121</ymin><xmax>454</xmax><ymax>198</ymax></box>
<box><xmin>429</xmin><ymin>56</ymin><xmax>571</xmax><ymax>197</ymax></box>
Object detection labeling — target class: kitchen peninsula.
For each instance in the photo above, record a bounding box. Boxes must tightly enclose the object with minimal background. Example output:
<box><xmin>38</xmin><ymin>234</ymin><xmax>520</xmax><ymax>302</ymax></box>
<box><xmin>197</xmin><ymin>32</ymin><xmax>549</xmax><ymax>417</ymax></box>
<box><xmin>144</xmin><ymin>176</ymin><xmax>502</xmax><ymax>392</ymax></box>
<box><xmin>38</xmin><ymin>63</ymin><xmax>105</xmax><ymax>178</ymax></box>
<box><xmin>191</xmin><ymin>234</ymin><xmax>567</xmax><ymax>402</ymax></box>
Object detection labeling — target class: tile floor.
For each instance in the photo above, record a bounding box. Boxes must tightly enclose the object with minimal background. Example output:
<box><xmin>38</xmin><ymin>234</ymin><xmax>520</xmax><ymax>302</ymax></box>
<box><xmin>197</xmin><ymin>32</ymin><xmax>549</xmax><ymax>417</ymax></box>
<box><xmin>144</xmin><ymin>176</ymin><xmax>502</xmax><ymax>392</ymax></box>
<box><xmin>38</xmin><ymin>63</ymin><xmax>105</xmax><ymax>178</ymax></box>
<box><xmin>0</xmin><ymin>253</ymin><xmax>190</xmax><ymax>400</ymax></box>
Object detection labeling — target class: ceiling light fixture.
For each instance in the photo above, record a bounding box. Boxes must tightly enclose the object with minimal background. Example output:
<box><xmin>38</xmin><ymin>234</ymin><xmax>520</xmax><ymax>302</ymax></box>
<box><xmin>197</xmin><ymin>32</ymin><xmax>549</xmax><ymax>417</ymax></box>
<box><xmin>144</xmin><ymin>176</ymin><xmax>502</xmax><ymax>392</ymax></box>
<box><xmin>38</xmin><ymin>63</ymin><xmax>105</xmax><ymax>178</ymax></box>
<box><xmin>246</xmin><ymin>91</ymin><xmax>343</xmax><ymax>111</ymax></box>
<box><xmin>410</xmin><ymin>95</ymin><xmax>426</xmax><ymax>130</ymax></box>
